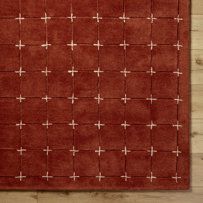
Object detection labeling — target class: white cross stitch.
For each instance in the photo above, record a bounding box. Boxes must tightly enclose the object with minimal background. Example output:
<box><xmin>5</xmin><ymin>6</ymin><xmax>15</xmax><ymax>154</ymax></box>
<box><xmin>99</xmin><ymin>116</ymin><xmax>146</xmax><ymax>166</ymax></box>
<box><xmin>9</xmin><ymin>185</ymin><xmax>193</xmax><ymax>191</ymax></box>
<box><xmin>42</xmin><ymin>120</ymin><xmax>53</xmax><ymax>129</ymax></box>
<box><xmin>68</xmin><ymin>93</ymin><xmax>78</xmax><ymax>104</ymax></box>
<box><xmin>94</xmin><ymin>94</ymin><xmax>104</xmax><ymax>104</ymax></box>
<box><xmin>119</xmin><ymin>13</ymin><xmax>130</xmax><ymax>23</ymax></box>
<box><xmin>15</xmin><ymin>171</ymin><xmax>26</xmax><ymax>181</ymax></box>
<box><xmin>15</xmin><ymin>40</ymin><xmax>25</xmax><ymax>50</ymax></box>
<box><xmin>68</xmin><ymin>66</ymin><xmax>78</xmax><ymax>77</ymax></box>
<box><xmin>42</xmin><ymin>171</ymin><xmax>53</xmax><ymax>181</ymax></box>
<box><xmin>174</xmin><ymin>95</ymin><xmax>183</xmax><ymax>104</ymax></box>
<box><xmin>174</xmin><ymin>15</ymin><xmax>183</xmax><ymax>23</ymax></box>
<box><xmin>119</xmin><ymin>40</ymin><xmax>129</xmax><ymax>50</ymax></box>
<box><xmin>93</xmin><ymin>13</ymin><xmax>102</xmax><ymax>23</ymax></box>
<box><xmin>42</xmin><ymin>95</ymin><xmax>52</xmax><ymax>102</ymax></box>
<box><xmin>67</xmin><ymin>40</ymin><xmax>77</xmax><ymax>51</ymax></box>
<box><xmin>15</xmin><ymin>67</ymin><xmax>26</xmax><ymax>77</ymax></box>
<box><xmin>96</xmin><ymin>172</ymin><xmax>105</xmax><ymax>181</ymax></box>
<box><xmin>147</xmin><ymin>41</ymin><xmax>157</xmax><ymax>50</ymax></box>
<box><xmin>15</xmin><ymin>13</ymin><xmax>24</xmax><ymax>24</ymax></box>
<box><xmin>146</xmin><ymin>121</ymin><xmax>157</xmax><ymax>130</ymax></box>
<box><xmin>16</xmin><ymin>120</ymin><xmax>26</xmax><ymax>130</ymax></box>
<box><xmin>146</xmin><ymin>67</ymin><xmax>156</xmax><ymax>76</ymax></box>
<box><xmin>147</xmin><ymin>13</ymin><xmax>157</xmax><ymax>23</ymax></box>
<box><xmin>41</xmin><ymin>67</ymin><xmax>51</xmax><ymax>76</ymax></box>
<box><xmin>69</xmin><ymin>120</ymin><xmax>78</xmax><ymax>129</ymax></box>
<box><xmin>67</xmin><ymin>13</ymin><xmax>76</xmax><ymax>22</ymax></box>
<box><xmin>93</xmin><ymin>40</ymin><xmax>103</xmax><ymax>50</ymax></box>
<box><xmin>70</xmin><ymin>146</ymin><xmax>79</xmax><ymax>156</ymax></box>
<box><xmin>121</xmin><ymin>121</ymin><xmax>130</xmax><ymax>129</ymax></box>
<box><xmin>95</xmin><ymin>146</ymin><xmax>105</xmax><ymax>156</ymax></box>
<box><xmin>69</xmin><ymin>172</ymin><xmax>79</xmax><ymax>181</ymax></box>
<box><xmin>43</xmin><ymin>146</ymin><xmax>52</xmax><ymax>156</ymax></box>
<box><xmin>172</xmin><ymin>121</ymin><xmax>182</xmax><ymax>131</ymax></box>
<box><xmin>121</xmin><ymin>172</ymin><xmax>131</xmax><ymax>181</ymax></box>
<box><xmin>94</xmin><ymin>67</ymin><xmax>103</xmax><ymax>77</ymax></box>
<box><xmin>146</xmin><ymin>94</ymin><xmax>157</xmax><ymax>104</ymax></box>
<box><xmin>17</xmin><ymin>147</ymin><xmax>26</xmax><ymax>156</ymax></box>
<box><xmin>172</xmin><ymin>146</ymin><xmax>182</xmax><ymax>157</ymax></box>
<box><xmin>121</xmin><ymin>94</ymin><xmax>131</xmax><ymax>104</ymax></box>
<box><xmin>122</xmin><ymin>146</ymin><xmax>131</xmax><ymax>155</ymax></box>
<box><xmin>41</xmin><ymin>41</ymin><xmax>51</xmax><ymax>49</ymax></box>
<box><xmin>16</xmin><ymin>94</ymin><xmax>25</xmax><ymax>103</ymax></box>
<box><xmin>94</xmin><ymin>121</ymin><xmax>105</xmax><ymax>130</ymax></box>
<box><xmin>172</xmin><ymin>173</ymin><xmax>181</xmax><ymax>183</ymax></box>
<box><xmin>173</xmin><ymin>41</ymin><xmax>183</xmax><ymax>51</ymax></box>
<box><xmin>41</xmin><ymin>12</ymin><xmax>51</xmax><ymax>23</ymax></box>
<box><xmin>120</xmin><ymin>68</ymin><xmax>131</xmax><ymax>77</ymax></box>
<box><xmin>147</xmin><ymin>171</ymin><xmax>156</xmax><ymax>182</ymax></box>
<box><xmin>173</xmin><ymin>68</ymin><xmax>183</xmax><ymax>77</ymax></box>
<box><xmin>147</xmin><ymin>146</ymin><xmax>157</xmax><ymax>157</ymax></box>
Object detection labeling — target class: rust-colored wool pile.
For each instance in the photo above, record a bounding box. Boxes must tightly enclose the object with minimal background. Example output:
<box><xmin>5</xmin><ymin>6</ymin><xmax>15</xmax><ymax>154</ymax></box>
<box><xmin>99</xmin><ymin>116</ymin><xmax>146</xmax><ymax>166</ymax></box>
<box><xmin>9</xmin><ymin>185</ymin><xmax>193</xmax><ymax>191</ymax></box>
<box><xmin>0</xmin><ymin>0</ymin><xmax>190</xmax><ymax>190</ymax></box>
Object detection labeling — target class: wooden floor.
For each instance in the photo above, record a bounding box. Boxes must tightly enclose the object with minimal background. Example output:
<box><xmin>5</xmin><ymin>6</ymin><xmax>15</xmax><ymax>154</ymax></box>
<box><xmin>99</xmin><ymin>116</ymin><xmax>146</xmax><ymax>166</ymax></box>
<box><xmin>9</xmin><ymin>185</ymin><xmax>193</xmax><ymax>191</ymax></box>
<box><xmin>0</xmin><ymin>1</ymin><xmax>203</xmax><ymax>202</ymax></box>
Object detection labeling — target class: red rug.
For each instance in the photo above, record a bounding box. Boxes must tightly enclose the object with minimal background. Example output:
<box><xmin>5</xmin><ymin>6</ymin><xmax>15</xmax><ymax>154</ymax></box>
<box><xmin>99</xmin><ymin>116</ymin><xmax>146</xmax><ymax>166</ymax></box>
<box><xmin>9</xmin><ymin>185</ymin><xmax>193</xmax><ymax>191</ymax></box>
<box><xmin>0</xmin><ymin>0</ymin><xmax>190</xmax><ymax>190</ymax></box>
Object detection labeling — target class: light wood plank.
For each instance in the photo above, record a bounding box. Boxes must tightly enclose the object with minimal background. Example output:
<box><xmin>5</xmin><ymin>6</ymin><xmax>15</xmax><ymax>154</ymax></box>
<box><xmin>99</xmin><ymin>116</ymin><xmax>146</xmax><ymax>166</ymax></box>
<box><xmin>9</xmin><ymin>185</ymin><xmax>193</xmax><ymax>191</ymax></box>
<box><xmin>191</xmin><ymin>31</ymin><xmax>203</xmax><ymax>50</ymax></box>
<box><xmin>192</xmin><ymin>153</ymin><xmax>203</xmax><ymax>187</ymax></box>
<box><xmin>192</xmin><ymin>85</ymin><xmax>203</xmax><ymax>119</ymax></box>
<box><xmin>191</xmin><ymin>119</ymin><xmax>203</xmax><ymax>153</ymax></box>
<box><xmin>0</xmin><ymin>192</ymin><xmax>38</xmax><ymax>203</ymax></box>
<box><xmin>191</xmin><ymin>49</ymin><xmax>203</xmax><ymax>71</ymax></box>
<box><xmin>37</xmin><ymin>187</ymin><xmax>203</xmax><ymax>203</ymax></box>
<box><xmin>191</xmin><ymin>14</ymin><xmax>203</xmax><ymax>49</ymax></box>
<box><xmin>192</xmin><ymin>0</ymin><xmax>203</xmax><ymax>15</ymax></box>
<box><xmin>191</xmin><ymin>70</ymin><xmax>203</xmax><ymax>84</ymax></box>
<box><xmin>38</xmin><ymin>187</ymin><xmax>203</xmax><ymax>203</ymax></box>
<box><xmin>192</xmin><ymin>15</ymin><xmax>203</xmax><ymax>31</ymax></box>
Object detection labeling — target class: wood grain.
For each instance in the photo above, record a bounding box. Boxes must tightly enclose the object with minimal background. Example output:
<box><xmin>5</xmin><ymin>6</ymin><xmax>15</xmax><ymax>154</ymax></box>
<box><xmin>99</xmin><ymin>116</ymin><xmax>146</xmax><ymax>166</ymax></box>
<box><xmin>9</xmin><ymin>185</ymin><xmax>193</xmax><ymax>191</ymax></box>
<box><xmin>0</xmin><ymin>0</ymin><xmax>202</xmax><ymax>202</ymax></box>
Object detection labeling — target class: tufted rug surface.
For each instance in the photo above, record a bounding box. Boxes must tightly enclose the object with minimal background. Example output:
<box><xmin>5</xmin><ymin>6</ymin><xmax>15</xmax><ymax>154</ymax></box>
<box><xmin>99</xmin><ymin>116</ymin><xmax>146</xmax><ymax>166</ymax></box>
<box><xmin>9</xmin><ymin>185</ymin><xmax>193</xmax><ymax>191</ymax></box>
<box><xmin>0</xmin><ymin>0</ymin><xmax>190</xmax><ymax>190</ymax></box>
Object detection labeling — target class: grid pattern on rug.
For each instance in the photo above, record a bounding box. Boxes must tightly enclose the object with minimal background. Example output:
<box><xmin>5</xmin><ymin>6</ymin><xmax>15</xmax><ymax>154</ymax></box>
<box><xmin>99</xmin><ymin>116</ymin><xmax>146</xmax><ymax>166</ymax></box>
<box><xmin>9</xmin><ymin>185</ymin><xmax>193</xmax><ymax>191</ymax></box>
<box><xmin>0</xmin><ymin>0</ymin><xmax>189</xmax><ymax>189</ymax></box>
